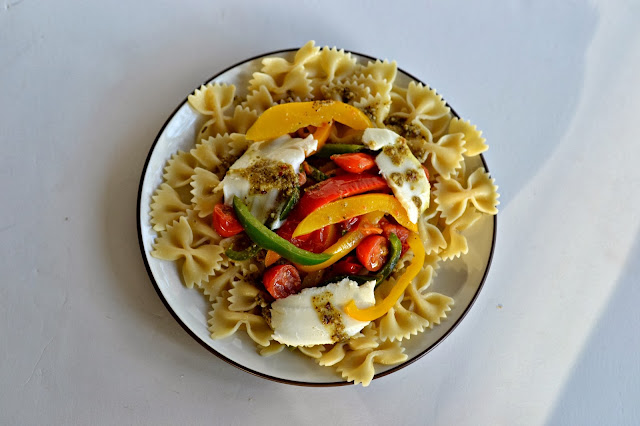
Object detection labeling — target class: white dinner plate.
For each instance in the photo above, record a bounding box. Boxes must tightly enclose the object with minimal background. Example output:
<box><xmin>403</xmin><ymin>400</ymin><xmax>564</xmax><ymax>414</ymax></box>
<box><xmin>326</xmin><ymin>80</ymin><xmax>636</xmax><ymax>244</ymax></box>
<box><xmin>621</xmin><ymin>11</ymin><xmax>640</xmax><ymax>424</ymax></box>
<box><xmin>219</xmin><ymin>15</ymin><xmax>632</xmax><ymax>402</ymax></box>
<box><xmin>137</xmin><ymin>48</ymin><xmax>497</xmax><ymax>386</ymax></box>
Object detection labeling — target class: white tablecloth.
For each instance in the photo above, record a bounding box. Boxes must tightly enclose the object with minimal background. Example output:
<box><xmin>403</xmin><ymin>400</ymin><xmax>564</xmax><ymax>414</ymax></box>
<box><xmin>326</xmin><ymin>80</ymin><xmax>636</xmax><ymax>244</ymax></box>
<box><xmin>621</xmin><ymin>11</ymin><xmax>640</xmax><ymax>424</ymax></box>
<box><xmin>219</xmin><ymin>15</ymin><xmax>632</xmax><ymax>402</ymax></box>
<box><xmin>2</xmin><ymin>1</ymin><xmax>638</xmax><ymax>424</ymax></box>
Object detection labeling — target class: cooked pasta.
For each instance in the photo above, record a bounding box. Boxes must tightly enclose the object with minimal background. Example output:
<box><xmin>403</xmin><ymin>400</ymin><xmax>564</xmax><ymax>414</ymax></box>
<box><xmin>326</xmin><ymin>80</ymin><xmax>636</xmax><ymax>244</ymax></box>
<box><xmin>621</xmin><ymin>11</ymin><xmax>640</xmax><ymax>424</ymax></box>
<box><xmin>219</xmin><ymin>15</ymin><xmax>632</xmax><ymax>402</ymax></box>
<box><xmin>148</xmin><ymin>41</ymin><xmax>498</xmax><ymax>386</ymax></box>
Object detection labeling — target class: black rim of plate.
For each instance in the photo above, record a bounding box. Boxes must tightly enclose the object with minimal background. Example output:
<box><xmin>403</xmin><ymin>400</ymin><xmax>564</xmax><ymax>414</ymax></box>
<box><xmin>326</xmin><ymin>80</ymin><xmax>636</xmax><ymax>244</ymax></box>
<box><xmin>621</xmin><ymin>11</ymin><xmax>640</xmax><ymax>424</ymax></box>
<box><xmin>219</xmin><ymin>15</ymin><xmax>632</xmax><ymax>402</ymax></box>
<box><xmin>136</xmin><ymin>47</ymin><xmax>498</xmax><ymax>387</ymax></box>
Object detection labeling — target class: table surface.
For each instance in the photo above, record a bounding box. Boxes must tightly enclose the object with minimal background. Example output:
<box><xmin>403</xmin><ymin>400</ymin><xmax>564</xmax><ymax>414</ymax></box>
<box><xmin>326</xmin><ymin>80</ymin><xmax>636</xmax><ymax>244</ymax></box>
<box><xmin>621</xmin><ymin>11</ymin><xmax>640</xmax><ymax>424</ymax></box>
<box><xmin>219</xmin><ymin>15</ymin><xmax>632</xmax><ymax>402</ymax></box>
<box><xmin>2</xmin><ymin>1</ymin><xmax>639</xmax><ymax>424</ymax></box>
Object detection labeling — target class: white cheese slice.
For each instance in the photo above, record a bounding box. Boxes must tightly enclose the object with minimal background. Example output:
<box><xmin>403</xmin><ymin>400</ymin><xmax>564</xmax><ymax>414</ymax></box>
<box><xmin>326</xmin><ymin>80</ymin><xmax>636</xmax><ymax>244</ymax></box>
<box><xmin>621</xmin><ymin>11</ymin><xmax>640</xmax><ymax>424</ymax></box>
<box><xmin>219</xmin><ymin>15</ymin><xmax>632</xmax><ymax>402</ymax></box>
<box><xmin>270</xmin><ymin>279</ymin><xmax>376</xmax><ymax>347</ymax></box>
<box><xmin>222</xmin><ymin>134</ymin><xmax>317</xmax><ymax>228</ymax></box>
<box><xmin>362</xmin><ymin>128</ymin><xmax>402</xmax><ymax>150</ymax></box>
<box><xmin>362</xmin><ymin>128</ymin><xmax>430</xmax><ymax>223</ymax></box>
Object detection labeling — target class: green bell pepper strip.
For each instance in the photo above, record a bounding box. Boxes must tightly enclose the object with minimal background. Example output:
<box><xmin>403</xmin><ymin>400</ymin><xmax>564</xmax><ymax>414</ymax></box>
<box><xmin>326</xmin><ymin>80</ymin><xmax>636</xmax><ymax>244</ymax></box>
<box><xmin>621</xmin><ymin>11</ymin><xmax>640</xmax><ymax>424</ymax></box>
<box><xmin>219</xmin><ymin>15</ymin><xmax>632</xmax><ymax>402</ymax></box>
<box><xmin>225</xmin><ymin>243</ymin><xmax>260</xmax><ymax>261</ymax></box>
<box><xmin>314</xmin><ymin>144</ymin><xmax>371</xmax><ymax>158</ymax></box>
<box><xmin>321</xmin><ymin>274</ymin><xmax>374</xmax><ymax>287</ymax></box>
<box><xmin>232</xmin><ymin>196</ymin><xmax>331</xmax><ymax>266</ymax></box>
<box><xmin>375</xmin><ymin>233</ymin><xmax>402</xmax><ymax>287</ymax></box>
<box><xmin>307</xmin><ymin>164</ymin><xmax>328</xmax><ymax>182</ymax></box>
<box><xmin>279</xmin><ymin>186</ymin><xmax>300</xmax><ymax>221</ymax></box>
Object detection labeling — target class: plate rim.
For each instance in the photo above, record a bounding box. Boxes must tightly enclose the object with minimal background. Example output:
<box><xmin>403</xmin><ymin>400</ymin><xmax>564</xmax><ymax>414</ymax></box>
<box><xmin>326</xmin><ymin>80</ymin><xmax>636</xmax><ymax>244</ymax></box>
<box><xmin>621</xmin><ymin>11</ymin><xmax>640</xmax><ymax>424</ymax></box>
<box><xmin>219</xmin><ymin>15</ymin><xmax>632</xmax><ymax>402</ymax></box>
<box><xmin>136</xmin><ymin>47</ymin><xmax>498</xmax><ymax>387</ymax></box>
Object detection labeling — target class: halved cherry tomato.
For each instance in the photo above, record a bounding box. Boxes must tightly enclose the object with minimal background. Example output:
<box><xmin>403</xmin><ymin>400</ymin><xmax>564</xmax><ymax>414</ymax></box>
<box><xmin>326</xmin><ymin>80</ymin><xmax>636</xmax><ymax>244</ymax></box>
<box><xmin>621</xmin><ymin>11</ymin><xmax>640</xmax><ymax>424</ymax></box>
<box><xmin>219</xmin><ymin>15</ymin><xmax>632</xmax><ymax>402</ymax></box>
<box><xmin>212</xmin><ymin>203</ymin><xmax>243</xmax><ymax>237</ymax></box>
<box><xmin>339</xmin><ymin>216</ymin><xmax>361</xmax><ymax>234</ymax></box>
<box><xmin>262</xmin><ymin>264</ymin><xmax>301</xmax><ymax>299</ymax></box>
<box><xmin>379</xmin><ymin>218</ymin><xmax>411</xmax><ymax>254</ymax></box>
<box><xmin>356</xmin><ymin>235</ymin><xmax>389</xmax><ymax>272</ymax></box>
<box><xmin>298</xmin><ymin>224</ymin><xmax>339</xmax><ymax>253</ymax></box>
<box><xmin>331</xmin><ymin>153</ymin><xmax>377</xmax><ymax>174</ymax></box>
<box><xmin>331</xmin><ymin>255</ymin><xmax>363</xmax><ymax>275</ymax></box>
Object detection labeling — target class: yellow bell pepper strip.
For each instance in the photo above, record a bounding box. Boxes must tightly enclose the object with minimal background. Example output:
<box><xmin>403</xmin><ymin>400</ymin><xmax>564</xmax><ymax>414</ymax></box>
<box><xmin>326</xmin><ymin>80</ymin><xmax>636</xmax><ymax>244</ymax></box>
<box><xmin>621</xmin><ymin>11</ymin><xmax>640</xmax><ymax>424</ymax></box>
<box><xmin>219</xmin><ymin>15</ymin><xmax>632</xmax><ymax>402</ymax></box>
<box><xmin>292</xmin><ymin>194</ymin><xmax>418</xmax><ymax>238</ymax></box>
<box><xmin>295</xmin><ymin>212</ymin><xmax>385</xmax><ymax>273</ymax></box>
<box><xmin>344</xmin><ymin>232</ymin><xmax>425</xmax><ymax>321</ymax></box>
<box><xmin>232</xmin><ymin>196</ymin><xmax>331</xmax><ymax>266</ymax></box>
<box><xmin>245</xmin><ymin>101</ymin><xmax>372</xmax><ymax>142</ymax></box>
<box><xmin>307</xmin><ymin>121</ymin><xmax>333</xmax><ymax>155</ymax></box>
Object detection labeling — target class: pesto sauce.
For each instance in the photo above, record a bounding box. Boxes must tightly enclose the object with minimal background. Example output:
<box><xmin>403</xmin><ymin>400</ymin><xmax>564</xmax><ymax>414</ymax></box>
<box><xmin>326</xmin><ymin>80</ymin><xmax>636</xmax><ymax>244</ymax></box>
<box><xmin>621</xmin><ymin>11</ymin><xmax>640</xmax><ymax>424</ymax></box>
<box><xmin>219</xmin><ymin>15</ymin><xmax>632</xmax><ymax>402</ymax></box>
<box><xmin>235</xmin><ymin>158</ymin><xmax>298</xmax><ymax>200</ymax></box>
<box><xmin>312</xmin><ymin>291</ymin><xmax>348</xmax><ymax>343</ymax></box>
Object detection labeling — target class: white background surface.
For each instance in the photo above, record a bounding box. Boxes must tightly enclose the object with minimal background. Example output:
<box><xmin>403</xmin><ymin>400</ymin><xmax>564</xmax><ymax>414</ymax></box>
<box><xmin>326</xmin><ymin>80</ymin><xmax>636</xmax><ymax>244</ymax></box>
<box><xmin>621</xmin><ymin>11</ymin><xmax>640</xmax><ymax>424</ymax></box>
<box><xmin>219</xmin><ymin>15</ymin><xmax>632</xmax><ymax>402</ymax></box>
<box><xmin>1</xmin><ymin>0</ymin><xmax>639</xmax><ymax>424</ymax></box>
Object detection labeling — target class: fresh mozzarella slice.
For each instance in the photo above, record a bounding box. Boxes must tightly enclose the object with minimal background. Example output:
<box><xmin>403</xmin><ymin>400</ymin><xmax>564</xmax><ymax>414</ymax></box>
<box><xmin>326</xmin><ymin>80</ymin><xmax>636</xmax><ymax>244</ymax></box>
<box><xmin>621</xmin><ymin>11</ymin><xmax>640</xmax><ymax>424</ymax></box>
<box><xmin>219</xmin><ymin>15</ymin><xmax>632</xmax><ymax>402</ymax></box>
<box><xmin>270</xmin><ymin>279</ymin><xmax>376</xmax><ymax>347</ymax></box>
<box><xmin>362</xmin><ymin>128</ymin><xmax>401</xmax><ymax>150</ymax></box>
<box><xmin>362</xmin><ymin>128</ymin><xmax>430</xmax><ymax>223</ymax></box>
<box><xmin>222</xmin><ymin>134</ymin><xmax>317</xmax><ymax>227</ymax></box>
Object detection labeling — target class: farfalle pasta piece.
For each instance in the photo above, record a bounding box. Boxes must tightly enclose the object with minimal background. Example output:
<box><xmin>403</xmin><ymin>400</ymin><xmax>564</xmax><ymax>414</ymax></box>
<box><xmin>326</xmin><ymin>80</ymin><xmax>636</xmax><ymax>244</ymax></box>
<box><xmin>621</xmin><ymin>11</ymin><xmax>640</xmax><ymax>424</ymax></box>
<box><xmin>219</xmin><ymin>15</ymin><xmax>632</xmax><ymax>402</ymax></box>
<box><xmin>208</xmin><ymin>291</ymin><xmax>273</xmax><ymax>347</ymax></box>
<box><xmin>404</xmin><ymin>265</ymin><xmax>453</xmax><ymax>327</ymax></box>
<box><xmin>163</xmin><ymin>150</ymin><xmax>199</xmax><ymax>188</ymax></box>
<box><xmin>190</xmin><ymin>133</ymin><xmax>248</xmax><ymax>179</ymax></box>
<box><xmin>243</xmin><ymin>86</ymin><xmax>276</xmax><ymax>114</ymax></box>
<box><xmin>320</xmin><ymin>78</ymin><xmax>371</xmax><ymax>105</ymax></box>
<box><xmin>248</xmin><ymin>66</ymin><xmax>313</xmax><ymax>103</ymax></box>
<box><xmin>261</xmin><ymin>40</ymin><xmax>320</xmax><ymax>76</ymax></box>
<box><xmin>421</xmin><ymin>133</ymin><xmax>466</xmax><ymax>179</ymax></box>
<box><xmin>359</xmin><ymin>59</ymin><xmax>397</xmax><ymax>84</ymax></box>
<box><xmin>299</xmin><ymin>345</ymin><xmax>326</xmax><ymax>359</ymax></box>
<box><xmin>439</xmin><ymin>207</ymin><xmax>483</xmax><ymax>261</ymax></box>
<box><xmin>258</xmin><ymin>341</ymin><xmax>286</xmax><ymax>357</ymax></box>
<box><xmin>151</xmin><ymin>216</ymin><xmax>224</xmax><ymax>288</ymax></box>
<box><xmin>227</xmin><ymin>105</ymin><xmax>259</xmax><ymax>135</ymax></box>
<box><xmin>190</xmin><ymin>167</ymin><xmax>222</xmax><ymax>218</ymax></box>
<box><xmin>418</xmin><ymin>211</ymin><xmax>447</xmax><ymax>255</ymax></box>
<box><xmin>355</xmin><ymin>93</ymin><xmax>391</xmax><ymax>127</ymax></box>
<box><xmin>200</xmin><ymin>264</ymin><xmax>242</xmax><ymax>302</ymax></box>
<box><xmin>318</xmin><ymin>343</ymin><xmax>348</xmax><ymax>367</ymax></box>
<box><xmin>449</xmin><ymin>117</ymin><xmax>488</xmax><ymax>156</ymax></box>
<box><xmin>228</xmin><ymin>277</ymin><xmax>263</xmax><ymax>312</ymax></box>
<box><xmin>318</xmin><ymin>323</ymin><xmax>378</xmax><ymax>367</ymax></box>
<box><xmin>354</xmin><ymin>73</ymin><xmax>393</xmax><ymax>99</ymax></box>
<box><xmin>426</xmin><ymin>114</ymin><xmax>452</xmax><ymax>140</ymax></box>
<box><xmin>349</xmin><ymin>323</ymin><xmax>380</xmax><ymax>350</ymax></box>
<box><xmin>377</xmin><ymin>294</ymin><xmax>430</xmax><ymax>342</ymax></box>
<box><xmin>150</xmin><ymin>183</ymin><xmax>191</xmax><ymax>231</ymax></box>
<box><xmin>188</xmin><ymin>83</ymin><xmax>236</xmax><ymax>138</ymax></box>
<box><xmin>184</xmin><ymin>209</ymin><xmax>222</xmax><ymax>247</ymax></box>
<box><xmin>307</xmin><ymin>46</ymin><xmax>358</xmax><ymax>95</ymax></box>
<box><xmin>406</xmin><ymin>286</ymin><xmax>454</xmax><ymax>328</ymax></box>
<box><xmin>389</xmin><ymin>81</ymin><xmax>450</xmax><ymax>122</ymax></box>
<box><xmin>394</xmin><ymin>252</ymin><xmax>439</xmax><ymax>318</ymax></box>
<box><xmin>335</xmin><ymin>339</ymin><xmax>407</xmax><ymax>386</ymax></box>
<box><xmin>434</xmin><ymin>167</ymin><xmax>499</xmax><ymax>224</ymax></box>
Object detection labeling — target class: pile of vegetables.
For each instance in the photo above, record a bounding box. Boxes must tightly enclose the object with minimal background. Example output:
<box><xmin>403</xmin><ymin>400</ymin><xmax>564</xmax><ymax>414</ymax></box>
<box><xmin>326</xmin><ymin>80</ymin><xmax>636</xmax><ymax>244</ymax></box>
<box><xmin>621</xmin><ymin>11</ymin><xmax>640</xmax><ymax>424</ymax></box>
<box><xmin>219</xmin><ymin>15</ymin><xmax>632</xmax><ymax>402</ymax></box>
<box><xmin>211</xmin><ymin>101</ymin><xmax>427</xmax><ymax>322</ymax></box>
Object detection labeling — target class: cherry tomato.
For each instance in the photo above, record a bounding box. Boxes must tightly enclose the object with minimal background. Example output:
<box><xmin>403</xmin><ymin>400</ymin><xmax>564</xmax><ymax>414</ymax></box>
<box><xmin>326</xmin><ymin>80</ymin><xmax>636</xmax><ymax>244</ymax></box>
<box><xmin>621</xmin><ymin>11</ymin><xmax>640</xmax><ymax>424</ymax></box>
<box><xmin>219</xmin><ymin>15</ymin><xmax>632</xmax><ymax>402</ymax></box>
<box><xmin>262</xmin><ymin>264</ymin><xmax>301</xmax><ymax>299</ymax></box>
<box><xmin>331</xmin><ymin>153</ymin><xmax>377</xmax><ymax>174</ymax></box>
<box><xmin>356</xmin><ymin>235</ymin><xmax>389</xmax><ymax>272</ymax></box>
<box><xmin>297</xmin><ymin>224</ymin><xmax>338</xmax><ymax>253</ymax></box>
<box><xmin>331</xmin><ymin>255</ymin><xmax>363</xmax><ymax>275</ymax></box>
<box><xmin>338</xmin><ymin>216</ymin><xmax>360</xmax><ymax>234</ymax></box>
<box><xmin>379</xmin><ymin>218</ymin><xmax>411</xmax><ymax>254</ymax></box>
<box><xmin>212</xmin><ymin>203</ymin><xmax>243</xmax><ymax>237</ymax></box>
